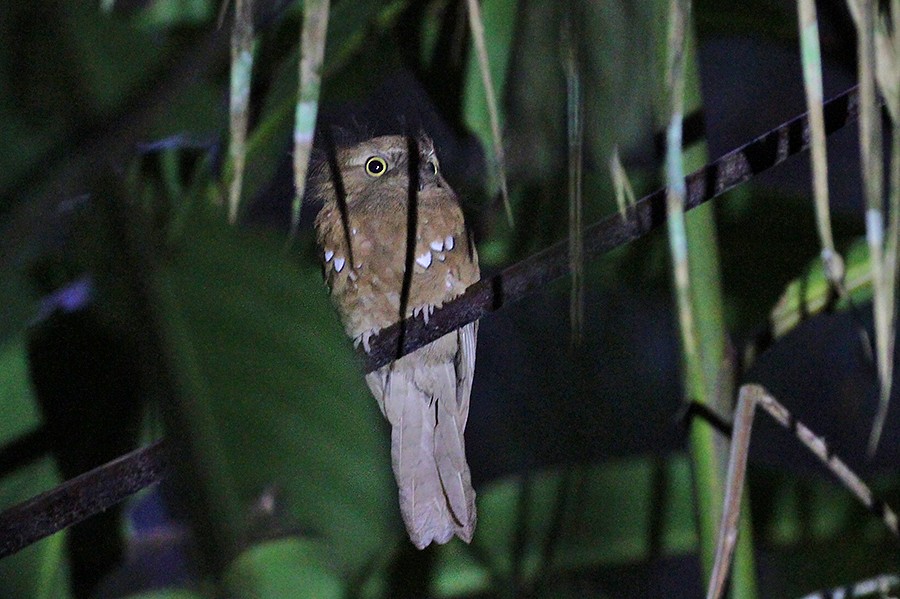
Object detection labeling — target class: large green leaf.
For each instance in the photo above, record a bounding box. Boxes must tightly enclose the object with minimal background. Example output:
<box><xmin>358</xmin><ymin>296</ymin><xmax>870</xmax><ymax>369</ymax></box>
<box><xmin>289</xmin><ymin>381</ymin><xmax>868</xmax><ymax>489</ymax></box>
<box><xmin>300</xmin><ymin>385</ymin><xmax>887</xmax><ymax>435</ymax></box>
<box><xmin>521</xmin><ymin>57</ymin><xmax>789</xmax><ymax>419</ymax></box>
<box><xmin>225</xmin><ymin>538</ymin><xmax>343</xmax><ymax>599</ymax></box>
<box><xmin>164</xmin><ymin>212</ymin><xmax>397</xmax><ymax>575</ymax></box>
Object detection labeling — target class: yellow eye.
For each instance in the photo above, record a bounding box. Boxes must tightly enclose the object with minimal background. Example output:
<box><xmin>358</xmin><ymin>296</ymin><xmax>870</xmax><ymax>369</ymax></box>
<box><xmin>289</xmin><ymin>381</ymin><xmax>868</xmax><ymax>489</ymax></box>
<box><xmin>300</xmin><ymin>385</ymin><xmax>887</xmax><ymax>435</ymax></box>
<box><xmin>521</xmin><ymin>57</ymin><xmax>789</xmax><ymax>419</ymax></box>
<box><xmin>365</xmin><ymin>156</ymin><xmax>387</xmax><ymax>177</ymax></box>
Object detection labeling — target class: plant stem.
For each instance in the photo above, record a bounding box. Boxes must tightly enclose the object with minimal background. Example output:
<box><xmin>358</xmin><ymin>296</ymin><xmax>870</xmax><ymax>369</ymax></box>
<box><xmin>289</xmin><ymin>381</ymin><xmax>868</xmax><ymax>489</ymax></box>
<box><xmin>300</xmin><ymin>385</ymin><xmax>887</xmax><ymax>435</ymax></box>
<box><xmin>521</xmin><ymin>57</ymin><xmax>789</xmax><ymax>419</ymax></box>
<box><xmin>656</xmin><ymin>1</ymin><xmax>757</xmax><ymax>595</ymax></box>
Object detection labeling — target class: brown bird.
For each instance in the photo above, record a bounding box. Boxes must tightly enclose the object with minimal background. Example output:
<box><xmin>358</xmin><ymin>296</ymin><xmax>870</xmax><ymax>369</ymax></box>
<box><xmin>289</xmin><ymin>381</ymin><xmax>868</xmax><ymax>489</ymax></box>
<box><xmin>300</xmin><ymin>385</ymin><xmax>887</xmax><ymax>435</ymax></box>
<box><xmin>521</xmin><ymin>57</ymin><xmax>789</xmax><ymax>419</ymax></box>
<box><xmin>312</xmin><ymin>134</ymin><xmax>479</xmax><ymax>548</ymax></box>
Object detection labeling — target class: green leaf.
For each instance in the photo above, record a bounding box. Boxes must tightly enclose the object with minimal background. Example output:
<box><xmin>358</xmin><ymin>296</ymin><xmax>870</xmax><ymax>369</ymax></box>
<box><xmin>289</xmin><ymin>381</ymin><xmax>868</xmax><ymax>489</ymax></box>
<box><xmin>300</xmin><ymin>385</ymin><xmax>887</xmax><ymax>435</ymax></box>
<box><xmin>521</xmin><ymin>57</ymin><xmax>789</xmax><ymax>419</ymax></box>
<box><xmin>225</xmin><ymin>538</ymin><xmax>344</xmax><ymax>599</ymax></box>
<box><xmin>462</xmin><ymin>0</ymin><xmax>516</xmax><ymax>195</ymax></box>
<box><xmin>164</xmin><ymin>212</ymin><xmax>397</xmax><ymax>574</ymax></box>
<box><xmin>133</xmin><ymin>0</ymin><xmax>214</xmax><ymax>29</ymax></box>
<box><xmin>769</xmin><ymin>238</ymin><xmax>872</xmax><ymax>342</ymax></box>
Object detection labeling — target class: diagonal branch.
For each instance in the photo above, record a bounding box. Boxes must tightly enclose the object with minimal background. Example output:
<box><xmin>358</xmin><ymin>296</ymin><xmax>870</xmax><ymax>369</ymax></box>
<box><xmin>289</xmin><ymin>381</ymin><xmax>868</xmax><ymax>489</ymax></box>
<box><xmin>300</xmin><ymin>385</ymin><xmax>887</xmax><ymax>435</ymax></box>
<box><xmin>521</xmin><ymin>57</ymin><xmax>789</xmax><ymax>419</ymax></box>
<box><xmin>363</xmin><ymin>83</ymin><xmax>862</xmax><ymax>373</ymax></box>
<box><xmin>0</xmin><ymin>440</ymin><xmax>169</xmax><ymax>559</ymax></box>
<box><xmin>706</xmin><ymin>385</ymin><xmax>899</xmax><ymax>599</ymax></box>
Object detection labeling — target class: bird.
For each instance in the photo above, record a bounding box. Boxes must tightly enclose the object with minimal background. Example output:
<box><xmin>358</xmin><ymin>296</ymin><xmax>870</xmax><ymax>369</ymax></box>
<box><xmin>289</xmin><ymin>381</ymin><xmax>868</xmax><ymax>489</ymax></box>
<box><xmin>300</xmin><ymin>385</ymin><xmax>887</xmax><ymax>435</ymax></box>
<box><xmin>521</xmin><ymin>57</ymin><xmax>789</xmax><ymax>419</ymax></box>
<box><xmin>312</xmin><ymin>133</ymin><xmax>479</xmax><ymax>548</ymax></box>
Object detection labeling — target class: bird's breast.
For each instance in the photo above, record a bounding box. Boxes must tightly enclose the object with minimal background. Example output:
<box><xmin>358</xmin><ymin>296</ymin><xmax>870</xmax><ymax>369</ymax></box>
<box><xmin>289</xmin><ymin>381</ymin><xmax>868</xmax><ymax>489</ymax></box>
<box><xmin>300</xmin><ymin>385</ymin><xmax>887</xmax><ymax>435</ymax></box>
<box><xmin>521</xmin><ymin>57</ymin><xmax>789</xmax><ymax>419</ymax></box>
<box><xmin>316</xmin><ymin>193</ymin><xmax>478</xmax><ymax>340</ymax></box>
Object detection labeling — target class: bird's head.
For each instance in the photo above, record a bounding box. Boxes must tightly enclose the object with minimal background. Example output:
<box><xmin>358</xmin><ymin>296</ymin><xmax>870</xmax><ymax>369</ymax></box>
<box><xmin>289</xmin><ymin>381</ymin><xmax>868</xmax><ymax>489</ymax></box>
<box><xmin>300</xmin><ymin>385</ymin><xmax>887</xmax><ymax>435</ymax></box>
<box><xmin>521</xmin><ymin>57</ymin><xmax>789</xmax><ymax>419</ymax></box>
<box><xmin>312</xmin><ymin>134</ymin><xmax>445</xmax><ymax>208</ymax></box>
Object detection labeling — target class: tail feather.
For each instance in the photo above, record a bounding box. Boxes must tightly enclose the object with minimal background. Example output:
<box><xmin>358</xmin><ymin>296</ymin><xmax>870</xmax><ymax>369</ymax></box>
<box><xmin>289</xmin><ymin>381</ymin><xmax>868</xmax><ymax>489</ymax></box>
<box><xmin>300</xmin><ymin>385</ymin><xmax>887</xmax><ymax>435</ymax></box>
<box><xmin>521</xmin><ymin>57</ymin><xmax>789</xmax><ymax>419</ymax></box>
<box><xmin>382</xmin><ymin>365</ymin><xmax>476</xmax><ymax>548</ymax></box>
<box><xmin>388</xmin><ymin>370</ymin><xmax>454</xmax><ymax>548</ymax></box>
<box><xmin>435</xmin><ymin>393</ymin><xmax>476</xmax><ymax>539</ymax></box>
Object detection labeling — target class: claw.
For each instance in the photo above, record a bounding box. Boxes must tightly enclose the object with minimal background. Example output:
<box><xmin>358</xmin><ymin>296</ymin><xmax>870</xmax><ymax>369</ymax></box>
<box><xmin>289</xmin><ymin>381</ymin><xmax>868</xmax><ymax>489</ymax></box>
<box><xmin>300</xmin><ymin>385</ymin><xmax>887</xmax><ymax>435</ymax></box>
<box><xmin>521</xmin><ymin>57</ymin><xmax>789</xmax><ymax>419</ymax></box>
<box><xmin>355</xmin><ymin>329</ymin><xmax>379</xmax><ymax>353</ymax></box>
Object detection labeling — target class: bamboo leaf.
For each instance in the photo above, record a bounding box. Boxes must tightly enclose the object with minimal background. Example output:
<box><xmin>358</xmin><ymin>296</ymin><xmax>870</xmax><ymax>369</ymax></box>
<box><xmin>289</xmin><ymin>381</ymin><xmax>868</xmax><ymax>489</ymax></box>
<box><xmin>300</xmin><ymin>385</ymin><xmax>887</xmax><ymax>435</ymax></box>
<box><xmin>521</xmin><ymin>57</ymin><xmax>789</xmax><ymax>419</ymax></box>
<box><xmin>228</xmin><ymin>0</ymin><xmax>256</xmax><ymax>224</ymax></box>
<box><xmin>288</xmin><ymin>0</ymin><xmax>330</xmax><ymax>246</ymax></box>
<box><xmin>465</xmin><ymin>0</ymin><xmax>513</xmax><ymax>227</ymax></box>
<box><xmin>766</xmin><ymin>238</ymin><xmax>872</xmax><ymax>345</ymax></box>
<box><xmin>797</xmin><ymin>0</ymin><xmax>843</xmax><ymax>287</ymax></box>
<box><xmin>463</xmin><ymin>0</ymin><xmax>516</xmax><ymax>227</ymax></box>
<box><xmin>609</xmin><ymin>147</ymin><xmax>637</xmax><ymax>220</ymax></box>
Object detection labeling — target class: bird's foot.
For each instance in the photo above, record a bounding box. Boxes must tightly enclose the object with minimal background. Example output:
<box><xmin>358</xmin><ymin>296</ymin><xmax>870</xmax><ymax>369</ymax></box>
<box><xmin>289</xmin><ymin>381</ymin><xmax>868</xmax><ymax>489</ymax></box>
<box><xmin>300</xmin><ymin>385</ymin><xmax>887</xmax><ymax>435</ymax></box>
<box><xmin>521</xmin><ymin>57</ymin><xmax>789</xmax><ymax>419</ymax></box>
<box><xmin>354</xmin><ymin>328</ymin><xmax>380</xmax><ymax>353</ymax></box>
<box><xmin>412</xmin><ymin>303</ymin><xmax>438</xmax><ymax>325</ymax></box>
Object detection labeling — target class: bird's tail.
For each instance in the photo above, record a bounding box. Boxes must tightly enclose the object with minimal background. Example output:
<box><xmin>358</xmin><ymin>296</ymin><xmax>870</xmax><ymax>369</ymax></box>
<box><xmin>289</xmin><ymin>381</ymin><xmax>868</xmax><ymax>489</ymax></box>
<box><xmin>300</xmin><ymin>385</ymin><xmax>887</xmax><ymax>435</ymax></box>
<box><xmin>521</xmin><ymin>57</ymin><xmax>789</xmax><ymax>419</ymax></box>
<box><xmin>383</xmin><ymin>370</ymin><xmax>476</xmax><ymax>549</ymax></box>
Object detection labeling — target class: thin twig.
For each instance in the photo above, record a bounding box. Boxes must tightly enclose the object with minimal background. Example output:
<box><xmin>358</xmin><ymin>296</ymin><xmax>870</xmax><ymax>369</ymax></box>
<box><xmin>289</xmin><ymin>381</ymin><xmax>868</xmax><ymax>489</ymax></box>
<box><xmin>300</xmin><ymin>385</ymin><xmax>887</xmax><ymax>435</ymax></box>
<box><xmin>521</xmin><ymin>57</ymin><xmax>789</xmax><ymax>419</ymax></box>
<box><xmin>854</xmin><ymin>0</ymin><xmax>892</xmax><ymax>456</ymax></box>
<box><xmin>797</xmin><ymin>573</ymin><xmax>900</xmax><ymax>599</ymax></box>
<box><xmin>706</xmin><ymin>385</ymin><xmax>900</xmax><ymax>599</ymax></box>
<box><xmin>610</xmin><ymin>147</ymin><xmax>637</xmax><ymax>220</ymax></box>
<box><xmin>563</xmin><ymin>14</ymin><xmax>584</xmax><ymax>348</ymax></box>
<box><xmin>665</xmin><ymin>0</ymin><xmax>700</xmax><ymax>360</ymax></box>
<box><xmin>845</xmin><ymin>0</ymin><xmax>900</xmax><ymax>121</ymax></box>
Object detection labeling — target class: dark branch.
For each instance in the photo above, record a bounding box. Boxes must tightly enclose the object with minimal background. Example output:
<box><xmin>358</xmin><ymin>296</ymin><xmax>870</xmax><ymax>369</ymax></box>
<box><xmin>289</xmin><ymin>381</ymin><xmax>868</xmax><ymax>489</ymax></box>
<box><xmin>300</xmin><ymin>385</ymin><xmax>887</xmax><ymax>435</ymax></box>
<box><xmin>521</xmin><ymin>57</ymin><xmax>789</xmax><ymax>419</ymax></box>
<box><xmin>678</xmin><ymin>401</ymin><xmax>734</xmax><ymax>437</ymax></box>
<box><xmin>363</xmin><ymin>84</ymin><xmax>860</xmax><ymax>372</ymax></box>
<box><xmin>0</xmin><ymin>440</ymin><xmax>169</xmax><ymax>559</ymax></box>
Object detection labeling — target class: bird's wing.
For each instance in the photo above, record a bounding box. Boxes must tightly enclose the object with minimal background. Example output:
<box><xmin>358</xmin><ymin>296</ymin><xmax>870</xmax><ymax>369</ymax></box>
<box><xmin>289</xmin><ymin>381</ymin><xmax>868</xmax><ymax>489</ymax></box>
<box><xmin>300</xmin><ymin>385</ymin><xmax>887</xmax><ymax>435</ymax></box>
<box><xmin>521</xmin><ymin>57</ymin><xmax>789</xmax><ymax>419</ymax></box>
<box><xmin>433</xmin><ymin>357</ymin><xmax>476</xmax><ymax>539</ymax></box>
<box><xmin>455</xmin><ymin>321</ymin><xmax>478</xmax><ymax>432</ymax></box>
<box><xmin>365</xmin><ymin>369</ymin><xmax>388</xmax><ymax>419</ymax></box>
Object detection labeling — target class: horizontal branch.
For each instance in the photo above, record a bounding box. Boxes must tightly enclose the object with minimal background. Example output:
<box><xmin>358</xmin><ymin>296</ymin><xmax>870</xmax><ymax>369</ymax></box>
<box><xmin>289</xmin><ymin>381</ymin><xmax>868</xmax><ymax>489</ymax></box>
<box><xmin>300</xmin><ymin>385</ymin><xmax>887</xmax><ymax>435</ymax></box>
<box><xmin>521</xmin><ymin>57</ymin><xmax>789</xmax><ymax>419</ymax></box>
<box><xmin>363</xmin><ymin>85</ymin><xmax>860</xmax><ymax>372</ymax></box>
<box><xmin>0</xmin><ymin>83</ymin><xmax>862</xmax><ymax>560</ymax></box>
<box><xmin>0</xmin><ymin>440</ymin><xmax>169</xmax><ymax>559</ymax></box>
